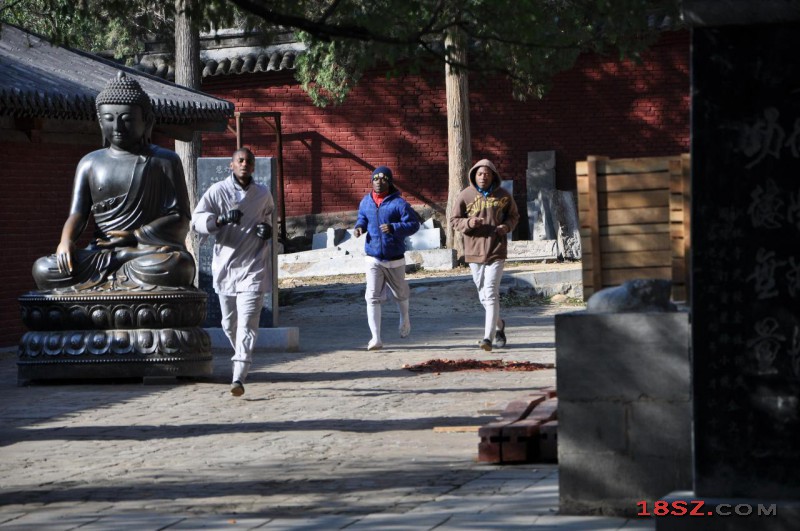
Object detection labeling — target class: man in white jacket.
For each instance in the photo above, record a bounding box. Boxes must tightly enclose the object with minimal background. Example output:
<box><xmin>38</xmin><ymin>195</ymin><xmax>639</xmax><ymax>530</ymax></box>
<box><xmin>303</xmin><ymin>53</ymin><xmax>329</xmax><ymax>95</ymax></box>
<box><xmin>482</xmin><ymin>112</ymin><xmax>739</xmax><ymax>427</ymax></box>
<box><xmin>191</xmin><ymin>147</ymin><xmax>274</xmax><ymax>396</ymax></box>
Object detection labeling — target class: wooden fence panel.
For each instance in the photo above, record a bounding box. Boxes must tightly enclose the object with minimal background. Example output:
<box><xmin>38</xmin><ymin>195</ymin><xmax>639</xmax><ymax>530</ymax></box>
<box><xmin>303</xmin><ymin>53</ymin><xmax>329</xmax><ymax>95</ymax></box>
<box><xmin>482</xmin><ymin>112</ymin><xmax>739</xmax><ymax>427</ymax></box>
<box><xmin>576</xmin><ymin>154</ymin><xmax>691</xmax><ymax>302</ymax></box>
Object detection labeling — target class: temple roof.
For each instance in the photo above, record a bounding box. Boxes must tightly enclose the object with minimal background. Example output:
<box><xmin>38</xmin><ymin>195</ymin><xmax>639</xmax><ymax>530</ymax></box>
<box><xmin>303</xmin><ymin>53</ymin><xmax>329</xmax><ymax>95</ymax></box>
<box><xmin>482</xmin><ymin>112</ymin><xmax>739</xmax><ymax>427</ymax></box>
<box><xmin>131</xmin><ymin>30</ymin><xmax>303</xmax><ymax>82</ymax></box>
<box><xmin>133</xmin><ymin>44</ymin><xmax>303</xmax><ymax>82</ymax></box>
<box><xmin>0</xmin><ymin>23</ymin><xmax>235</xmax><ymax>140</ymax></box>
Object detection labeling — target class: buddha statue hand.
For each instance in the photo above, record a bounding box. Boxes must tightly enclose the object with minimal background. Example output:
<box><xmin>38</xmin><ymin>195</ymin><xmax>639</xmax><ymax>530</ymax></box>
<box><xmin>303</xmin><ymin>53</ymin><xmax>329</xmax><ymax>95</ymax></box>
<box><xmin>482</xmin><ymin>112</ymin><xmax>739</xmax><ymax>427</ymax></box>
<box><xmin>218</xmin><ymin>209</ymin><xmax>243</xmax><ymax>226</ymax></box>
<box><xmin>255</xmin><ymin>223</ymin><xmax>272</xmax><ymax>241</ymax></box>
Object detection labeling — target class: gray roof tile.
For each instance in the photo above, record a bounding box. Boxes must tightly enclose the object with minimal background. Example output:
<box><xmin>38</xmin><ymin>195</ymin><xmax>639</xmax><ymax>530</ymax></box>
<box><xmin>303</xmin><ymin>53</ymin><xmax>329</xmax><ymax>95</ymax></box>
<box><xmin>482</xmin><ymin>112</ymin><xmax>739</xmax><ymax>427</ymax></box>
<box><xmin>0</xmin><ymin>23</ymin><xmax>234</xmax><ymax>132</ymax></box>
<box><xmin>132</xmin><ymin>46</ymin><xmax>300</xmax><ymax>81</ymax></box>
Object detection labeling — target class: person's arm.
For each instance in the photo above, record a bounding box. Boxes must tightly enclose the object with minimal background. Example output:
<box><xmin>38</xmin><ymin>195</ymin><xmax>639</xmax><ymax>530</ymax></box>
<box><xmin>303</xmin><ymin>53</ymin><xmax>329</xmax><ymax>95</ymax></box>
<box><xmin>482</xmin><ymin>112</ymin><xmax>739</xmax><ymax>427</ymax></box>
<box><xmin>496</xmin><ymin>192</ymin><xmax>520</xmax><ymax>236</ymax></box>
<box><xmin>449</xmin><ymin>190</ymin><xmax>482</xmax><ymax>234</ymax></box>
<box><xmin>354</xmin><ymin>198</ymin><xmax>368</xmax><ymax>237</ymax></box>
<box><xmin>191</xmin><ymin>186</ymin><xmax>223</xmax><ymax>236</ymax></box>
<box><xmin>56</xmin><ymin>159</ymin><xmax>93</xmax><ymax>274</ymax></box>
<box><xmin>388</xmin><ymin>201</ymin><xmax>421</xmax><ymax>238</ymax></box>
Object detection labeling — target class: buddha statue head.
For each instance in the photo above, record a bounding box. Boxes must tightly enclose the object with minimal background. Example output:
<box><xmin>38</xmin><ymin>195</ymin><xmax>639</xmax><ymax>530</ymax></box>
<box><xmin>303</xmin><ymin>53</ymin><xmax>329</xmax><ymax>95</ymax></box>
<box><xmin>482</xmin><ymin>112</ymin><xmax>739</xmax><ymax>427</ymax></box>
<box><xmin>95</xmin><ymin>71</ymin><xmax>155</xmax><ymax>149</ymax></box>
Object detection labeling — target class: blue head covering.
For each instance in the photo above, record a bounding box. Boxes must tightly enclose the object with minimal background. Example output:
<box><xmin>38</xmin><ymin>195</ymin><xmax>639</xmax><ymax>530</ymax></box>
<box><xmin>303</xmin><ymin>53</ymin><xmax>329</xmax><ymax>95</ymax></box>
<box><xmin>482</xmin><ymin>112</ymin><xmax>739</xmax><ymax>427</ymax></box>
<box><xmin>371</xmin><ymin>166</ymin><xmax>393</xmax><ymax>182</ymax></box>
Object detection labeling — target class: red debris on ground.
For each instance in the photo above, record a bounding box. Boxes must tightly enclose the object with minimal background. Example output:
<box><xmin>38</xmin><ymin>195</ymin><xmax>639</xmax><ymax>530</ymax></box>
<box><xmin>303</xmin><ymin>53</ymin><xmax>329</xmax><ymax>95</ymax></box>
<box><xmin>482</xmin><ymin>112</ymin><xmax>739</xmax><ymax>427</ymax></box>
<box><xmin>402</xmin><ymin>359</ymin><xmax>555</xmax><ymax>373</ymax></box>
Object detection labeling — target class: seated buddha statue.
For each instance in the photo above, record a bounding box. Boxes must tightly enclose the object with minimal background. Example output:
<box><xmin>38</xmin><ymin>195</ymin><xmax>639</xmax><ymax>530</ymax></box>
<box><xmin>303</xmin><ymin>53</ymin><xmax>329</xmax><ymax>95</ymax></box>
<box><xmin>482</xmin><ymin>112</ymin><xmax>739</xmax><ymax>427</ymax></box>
<box><xmin>32</xmin><ymin>71</ymin><xmax>195</xmax><ymax>291</ymax></box>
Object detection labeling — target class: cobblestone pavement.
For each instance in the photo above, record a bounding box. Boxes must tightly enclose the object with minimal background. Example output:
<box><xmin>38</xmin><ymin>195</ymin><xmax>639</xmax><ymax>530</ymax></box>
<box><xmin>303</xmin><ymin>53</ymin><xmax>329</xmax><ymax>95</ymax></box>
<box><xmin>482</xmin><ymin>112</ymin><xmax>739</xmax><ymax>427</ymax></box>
<box><xmin>0</xmin><ymin>277</ymin><xmax>654</xmax><ymax>530</ymax></box>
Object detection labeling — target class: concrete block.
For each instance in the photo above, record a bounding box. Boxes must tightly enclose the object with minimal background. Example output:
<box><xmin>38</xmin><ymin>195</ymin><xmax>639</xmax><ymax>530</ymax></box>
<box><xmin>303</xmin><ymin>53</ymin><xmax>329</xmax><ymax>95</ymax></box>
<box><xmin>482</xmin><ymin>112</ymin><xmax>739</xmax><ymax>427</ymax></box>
<box><xmin>559</xmin><ymin>453</ymin><xmax>691</xmax><ymax>516</ymax></box>
<box><xmin>503</xmin><ymin>265</ymin><xmax>583</xmax><ymax>299</ymax></box>
<box><xmin>206</xmin><ymin>327</ymin><xmax>300</xmax><ymax>352</ymax></box>
<box><xmin>405</xmin><ymin>248</ymin><xmax>456</xmax><ymax>271</ymax></box>
<box><xmin>506</xmin><ymin>240</ymin><xmax>559</xmax><ymax>262</ymax></box>
<box><xmin>629</xmin><ymin>401</ymin><xmax>692</xmax><ymax>460</ymax></box>
<box><xmin>557</xmin><ymin>401</ymin><xmax>628</xmax><ymax>454</ymax></box>
<box><xmin>311</xmin><ymin>227</ymin><xmax>356</xmax><ymax>250</ymax></box>
<box><xmin>332</xmin><ymin>229</ymin><xmax>363</xmax><ymax>253</ymax></box>
<box><xmin>555</xmin><ymin>311</ymin><xmax>690</xmax><ymax>401</ymax></box>
<box><xmin>405</xmin><ymin>227</ymin><xmax>441</xmax><ymax>251</ymax></box>
<box><xmin>279</xmin><ymin>249</ymin><xmax>366</xmax><ymax>278</ymax></box>
<box><xmin>556</xmin><ymin>310</ymin><xmax>692</xmax><ymax>517</ymax></box>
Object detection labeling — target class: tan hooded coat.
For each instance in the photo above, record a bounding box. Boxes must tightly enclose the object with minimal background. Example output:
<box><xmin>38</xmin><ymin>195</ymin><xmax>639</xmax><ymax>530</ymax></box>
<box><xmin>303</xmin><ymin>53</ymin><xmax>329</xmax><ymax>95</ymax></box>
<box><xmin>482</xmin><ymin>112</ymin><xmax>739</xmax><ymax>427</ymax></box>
<box><xmin>449</xmin><ymin>159</ymin><xmax>520</xmax><ymax>264</ymax></box>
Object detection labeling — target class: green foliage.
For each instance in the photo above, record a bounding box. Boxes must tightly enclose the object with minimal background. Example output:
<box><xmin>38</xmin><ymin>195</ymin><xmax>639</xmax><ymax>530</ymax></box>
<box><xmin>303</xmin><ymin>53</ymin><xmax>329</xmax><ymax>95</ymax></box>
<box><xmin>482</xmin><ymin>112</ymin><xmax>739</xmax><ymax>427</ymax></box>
<box><xmin>296</xmin><ymin>34</ymin><xmax>365</xmax><ymax>107</ymax></box>
<box><xmin>284</xmin><ymin>0</ymin><xmax>680</xmax><ymax>106</ymax></box>
<box><xmin>2</xmin><ymin>0</ymin><xmax>681</xmax><ymax>105</ymax></box>
<box><xmin>1</xmin><ymin>0</ymin><xmax>169</xmax><ymax>59</ymax></box>
<box><xmin>0</xmin><ymin>0</ymin><xmax>264</xmax><ymax>61</ymax></box>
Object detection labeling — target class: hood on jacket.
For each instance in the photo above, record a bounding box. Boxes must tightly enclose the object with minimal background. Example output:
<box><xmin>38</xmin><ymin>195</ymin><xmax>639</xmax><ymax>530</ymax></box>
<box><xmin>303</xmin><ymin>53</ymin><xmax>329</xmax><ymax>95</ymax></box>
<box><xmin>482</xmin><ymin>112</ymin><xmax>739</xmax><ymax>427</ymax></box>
<box><xmin>468</xmin><ymin>159</ymin><xmax>501</xmax><ymax>188</ymax></box>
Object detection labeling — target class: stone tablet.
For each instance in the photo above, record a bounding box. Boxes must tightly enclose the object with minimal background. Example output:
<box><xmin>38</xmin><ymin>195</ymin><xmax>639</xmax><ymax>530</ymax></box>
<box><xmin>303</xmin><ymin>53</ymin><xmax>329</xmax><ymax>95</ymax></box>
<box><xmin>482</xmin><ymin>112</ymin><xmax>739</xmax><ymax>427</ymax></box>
<box><xmin>691</xmin><ymin>22</ymin><xmax>800</xmax><ymax>499</ymax></box>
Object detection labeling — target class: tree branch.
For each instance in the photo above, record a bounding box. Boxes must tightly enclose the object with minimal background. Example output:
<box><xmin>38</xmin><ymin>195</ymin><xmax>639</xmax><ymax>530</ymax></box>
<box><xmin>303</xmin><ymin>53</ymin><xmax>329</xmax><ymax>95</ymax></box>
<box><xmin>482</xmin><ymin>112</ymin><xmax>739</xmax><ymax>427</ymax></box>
<box><xmin>317</xmin><ymin>0</ymin><xmax>343</xmax><ymax>24</ymax></box>
<box><xmin>228</xmin><ymin>0</ymin><xmax>435</xmax><ymax>44</ymax></box>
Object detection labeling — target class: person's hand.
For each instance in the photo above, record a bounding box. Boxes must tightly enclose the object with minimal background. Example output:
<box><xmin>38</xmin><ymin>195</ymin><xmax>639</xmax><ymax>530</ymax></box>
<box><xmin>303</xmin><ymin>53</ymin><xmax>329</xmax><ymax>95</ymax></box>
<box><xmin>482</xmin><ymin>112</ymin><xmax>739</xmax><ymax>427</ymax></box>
<box><xmin>255</xmin><ymin>222</ymin><xmax>272</xmax><ymax>241</ymax></box>
<box><xmin>496</xmin><ymin>224</ymin><xmax>510</xmax><ymax>237</ymax></box>
<box><xmin>354</xmin><ymin>227</ymin><xmax>364</xmax><ymax>237</ymax></box>
<box><xmin>217</xmin><ymin>209</ymin><xmax>243</xmax><ymax>226</ymax></box>
<box><xmin>380</xmin><ymin>223</ymin><xmax>393</xmax><ymax>234</ymax></box>
<box><xmin>56</xmin><ymin>240</ymin><xmax>76</xmax><ymax>275</ymax></box>
<box><xmin>469</xmin><ymin>217</ymin><xmax>484</xmax><ymax>229</ymax></box>
<box><xmin>95</xmin><ymin>230</ymin><xmax>136</xmax><ymax>248</ymax></box>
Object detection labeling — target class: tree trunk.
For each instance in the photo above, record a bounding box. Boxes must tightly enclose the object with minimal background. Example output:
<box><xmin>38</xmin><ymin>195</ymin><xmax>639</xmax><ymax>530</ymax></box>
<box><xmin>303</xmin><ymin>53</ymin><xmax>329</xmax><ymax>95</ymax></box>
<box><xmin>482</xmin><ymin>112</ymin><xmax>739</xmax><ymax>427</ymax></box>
<box><xmin>175</xmin><ymin>0</ymin><xmax>202</xmax><ymax>286</ymax></box>
<box><xmin>444</xmin><ymin>26</ymin><xmax>471</xmax><ymax>261</ymax></box>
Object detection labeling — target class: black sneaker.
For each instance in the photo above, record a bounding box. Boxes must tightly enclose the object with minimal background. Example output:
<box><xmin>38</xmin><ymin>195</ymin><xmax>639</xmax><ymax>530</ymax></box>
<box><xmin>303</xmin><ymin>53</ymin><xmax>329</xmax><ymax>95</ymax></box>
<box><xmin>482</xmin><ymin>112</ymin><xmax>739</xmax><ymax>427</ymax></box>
<box><xmin>495</xmin><ymin>320</ymin><xmax>507</xmax><ymax>348</ymax></box>
<box><xmin>479</xmin><ymin>339</ymin><xmax>492</xmax><ymax>352</ymax></box>
<box><xmin>230</xmin><ymin>380</ymin><xmax>245</xmax><ymax>397</ymax></box>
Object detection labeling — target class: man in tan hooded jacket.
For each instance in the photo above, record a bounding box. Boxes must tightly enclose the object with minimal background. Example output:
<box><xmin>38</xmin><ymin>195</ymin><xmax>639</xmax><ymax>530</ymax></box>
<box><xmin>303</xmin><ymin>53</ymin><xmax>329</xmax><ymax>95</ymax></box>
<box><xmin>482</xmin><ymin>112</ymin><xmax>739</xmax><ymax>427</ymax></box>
<box><xmin>450</xmin><ymin>159</ymin><xmax>520</xmax><ymax>351</ymax></box>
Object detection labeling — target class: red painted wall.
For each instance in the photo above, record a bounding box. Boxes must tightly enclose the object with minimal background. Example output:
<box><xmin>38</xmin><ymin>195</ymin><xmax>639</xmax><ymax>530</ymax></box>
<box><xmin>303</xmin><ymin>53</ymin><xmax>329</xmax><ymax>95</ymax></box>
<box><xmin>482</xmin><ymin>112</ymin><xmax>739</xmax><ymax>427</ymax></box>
<box><xmin>200</xmin><ymin>30</ymin><xmax>689</xmax><ymax>218</ymax></box>
<box><xmin>0</xmin><ymin>142</ymin><xmax>93</xmax><ymax>347</ymax></box>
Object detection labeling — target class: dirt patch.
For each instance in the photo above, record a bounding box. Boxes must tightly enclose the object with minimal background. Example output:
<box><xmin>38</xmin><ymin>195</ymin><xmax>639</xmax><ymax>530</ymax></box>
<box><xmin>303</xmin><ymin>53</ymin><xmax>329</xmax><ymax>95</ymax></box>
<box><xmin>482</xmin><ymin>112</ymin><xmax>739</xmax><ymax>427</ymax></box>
<box><xmin>278</xmin><ymin>266</ymin><xmax>474</xmax><ymax>289</ymax></box>
<box><xmin>403</xmin><ymin>358</ymin><xmax>555</xmax><ymax>373</ymax></box>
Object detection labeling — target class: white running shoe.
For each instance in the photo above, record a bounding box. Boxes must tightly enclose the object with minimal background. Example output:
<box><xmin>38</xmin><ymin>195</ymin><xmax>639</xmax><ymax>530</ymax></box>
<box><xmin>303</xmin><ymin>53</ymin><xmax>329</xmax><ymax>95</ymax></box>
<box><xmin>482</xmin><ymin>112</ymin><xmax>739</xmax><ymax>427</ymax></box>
<box><xmin>367</xmin><ymin>339</ymin><xmax>383</xmax><ymax>351</ymax></box>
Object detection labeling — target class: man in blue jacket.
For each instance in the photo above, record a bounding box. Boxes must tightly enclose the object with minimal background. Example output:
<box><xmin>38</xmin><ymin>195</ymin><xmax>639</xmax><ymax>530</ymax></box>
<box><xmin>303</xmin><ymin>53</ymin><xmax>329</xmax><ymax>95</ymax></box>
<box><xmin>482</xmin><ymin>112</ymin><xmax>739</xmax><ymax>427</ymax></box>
<box><xmin>353</xmin><ymin>166</ymin><xmax>420</xmax><ymax>350</ymax></box>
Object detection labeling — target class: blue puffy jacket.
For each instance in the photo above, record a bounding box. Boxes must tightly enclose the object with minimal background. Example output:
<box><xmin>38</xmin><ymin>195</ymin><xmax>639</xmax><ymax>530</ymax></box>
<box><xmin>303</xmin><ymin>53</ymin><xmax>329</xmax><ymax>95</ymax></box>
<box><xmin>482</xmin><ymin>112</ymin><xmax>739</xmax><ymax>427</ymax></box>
<box><xmin>354</xmin><ymin>191</ymin><xmax>420</xmax><ymax>260</ymax></box>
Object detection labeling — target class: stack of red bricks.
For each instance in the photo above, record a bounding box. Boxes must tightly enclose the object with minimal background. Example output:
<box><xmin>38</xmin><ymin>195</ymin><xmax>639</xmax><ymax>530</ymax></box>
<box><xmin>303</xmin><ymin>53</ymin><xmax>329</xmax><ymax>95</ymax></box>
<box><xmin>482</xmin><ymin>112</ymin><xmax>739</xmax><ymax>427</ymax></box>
<box><xmin>478</xmin><ymin>389</ymin><xmax>558</xmax><ymax>464</ymax></box>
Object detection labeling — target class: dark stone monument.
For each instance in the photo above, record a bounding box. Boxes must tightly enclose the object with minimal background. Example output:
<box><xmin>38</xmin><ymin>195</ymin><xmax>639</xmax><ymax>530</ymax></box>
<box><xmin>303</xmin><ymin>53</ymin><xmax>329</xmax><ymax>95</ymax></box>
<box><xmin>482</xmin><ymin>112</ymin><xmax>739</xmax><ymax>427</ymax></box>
<box><xmin>17</xmin><ymin>72</ymin><xmax>212</xmax><ymax>383</ymax></box>
<box><xmin>657</xmin><ymin>2</ymin><xmax>800</xmax><ymax>529</ymax></box>
<box><xmin>196</xmin><ymin>156</ymin><xmax>277</xmax><ymax>329</ymax></box>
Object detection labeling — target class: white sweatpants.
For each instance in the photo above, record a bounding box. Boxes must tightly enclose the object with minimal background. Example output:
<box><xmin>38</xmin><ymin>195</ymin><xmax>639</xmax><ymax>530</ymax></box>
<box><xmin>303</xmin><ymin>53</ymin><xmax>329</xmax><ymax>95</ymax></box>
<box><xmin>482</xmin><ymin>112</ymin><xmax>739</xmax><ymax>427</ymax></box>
<box><xmin>365</xmin><ymin>258</ymin><xmax>410</xmax><ymax>343</ymax></box>
<box><xmin>219</xmin><ymin>291</ymin><xmax>266</xmax><ymax>384</ymax></box>
<box><xmin>469</xmin><ymin>260</ymin><xmax>505</xmax><ymax>341</ymax></box>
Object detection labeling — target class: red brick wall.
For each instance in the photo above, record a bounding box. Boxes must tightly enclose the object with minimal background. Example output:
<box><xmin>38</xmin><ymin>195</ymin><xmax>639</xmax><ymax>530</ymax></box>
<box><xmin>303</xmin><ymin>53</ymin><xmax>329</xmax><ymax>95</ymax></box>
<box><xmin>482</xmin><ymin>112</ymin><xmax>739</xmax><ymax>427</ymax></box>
<box><xmin>0</xmin><ymin>142</ymin><xmax>92</xmax><ymax>347</ymax></box>
<box><xmin>200</xmin><ymin>30</ymin><xmax>689</xmax><ymax>218</ymax></box>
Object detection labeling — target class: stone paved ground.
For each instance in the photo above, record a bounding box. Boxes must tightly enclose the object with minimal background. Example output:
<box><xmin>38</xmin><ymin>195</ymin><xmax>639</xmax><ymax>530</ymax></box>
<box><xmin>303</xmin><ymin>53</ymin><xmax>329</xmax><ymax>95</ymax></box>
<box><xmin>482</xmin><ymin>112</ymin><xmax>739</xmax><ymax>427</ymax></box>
<box><xmin>0</xmin><ymin>275</ymin><xmax>654</xmax><ymax>530</ymax></box>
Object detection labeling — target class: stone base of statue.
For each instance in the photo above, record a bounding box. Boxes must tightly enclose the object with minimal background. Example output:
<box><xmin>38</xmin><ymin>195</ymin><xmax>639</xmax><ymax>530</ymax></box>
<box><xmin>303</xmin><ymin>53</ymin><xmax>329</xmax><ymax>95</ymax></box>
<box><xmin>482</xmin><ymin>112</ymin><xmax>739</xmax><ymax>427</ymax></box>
<box><xmin>17</xmin><ymin>288</ymin><xmax>212</xmax><ymax>384</ymax></box>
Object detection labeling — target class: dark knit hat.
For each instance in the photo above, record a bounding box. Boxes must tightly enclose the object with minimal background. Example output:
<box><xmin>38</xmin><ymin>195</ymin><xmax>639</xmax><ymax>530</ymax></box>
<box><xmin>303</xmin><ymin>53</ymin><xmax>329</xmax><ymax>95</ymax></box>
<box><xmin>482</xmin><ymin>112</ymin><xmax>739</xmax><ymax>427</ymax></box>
<box><xmin>371</xmin><ymin>166</ymin><xmax>393</xmax><ymax>182</ymax></box>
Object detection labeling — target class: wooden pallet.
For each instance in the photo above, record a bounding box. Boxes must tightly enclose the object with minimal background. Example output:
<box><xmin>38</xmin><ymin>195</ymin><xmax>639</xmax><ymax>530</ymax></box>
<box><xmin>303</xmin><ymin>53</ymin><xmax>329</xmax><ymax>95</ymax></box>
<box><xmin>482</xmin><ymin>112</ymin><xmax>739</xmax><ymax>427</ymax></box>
<box><xmin>576</xmin><ymin>155</ymin><xmax>691</xmax><ymax>302</ymax></box>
